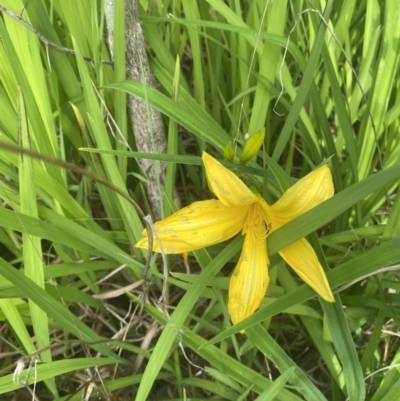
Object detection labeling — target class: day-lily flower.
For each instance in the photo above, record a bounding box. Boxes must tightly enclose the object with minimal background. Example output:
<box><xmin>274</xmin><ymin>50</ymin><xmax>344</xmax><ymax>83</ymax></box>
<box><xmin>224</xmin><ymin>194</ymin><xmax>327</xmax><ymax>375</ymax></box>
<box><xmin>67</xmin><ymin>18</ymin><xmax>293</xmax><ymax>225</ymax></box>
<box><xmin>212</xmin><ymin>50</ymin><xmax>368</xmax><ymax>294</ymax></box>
<box><xmin>136</xmin><ymin>152</ymin><xmax>335</xmax><ymax>326</ymax></box>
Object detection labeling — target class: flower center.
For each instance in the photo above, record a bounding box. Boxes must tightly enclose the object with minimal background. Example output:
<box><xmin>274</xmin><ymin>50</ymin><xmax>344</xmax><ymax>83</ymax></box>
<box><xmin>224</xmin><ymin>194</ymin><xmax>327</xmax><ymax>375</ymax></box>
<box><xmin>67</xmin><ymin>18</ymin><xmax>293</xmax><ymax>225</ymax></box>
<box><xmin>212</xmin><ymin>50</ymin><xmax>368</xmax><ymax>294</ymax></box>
<box><xmin>242</xmin><ymin>203</ymin><xmax>268</xmax><ymax>243</ymax></box>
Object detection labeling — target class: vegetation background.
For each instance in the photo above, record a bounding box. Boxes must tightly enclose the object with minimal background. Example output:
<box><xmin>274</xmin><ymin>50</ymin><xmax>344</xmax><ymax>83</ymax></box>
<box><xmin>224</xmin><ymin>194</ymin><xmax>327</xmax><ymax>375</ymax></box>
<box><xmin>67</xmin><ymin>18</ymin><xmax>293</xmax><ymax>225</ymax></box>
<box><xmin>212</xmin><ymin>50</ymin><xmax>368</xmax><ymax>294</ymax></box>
<box><xmin>0</xmin><ymin>0</ymin><xmax>400</xmax><ymax>400</ymax></box>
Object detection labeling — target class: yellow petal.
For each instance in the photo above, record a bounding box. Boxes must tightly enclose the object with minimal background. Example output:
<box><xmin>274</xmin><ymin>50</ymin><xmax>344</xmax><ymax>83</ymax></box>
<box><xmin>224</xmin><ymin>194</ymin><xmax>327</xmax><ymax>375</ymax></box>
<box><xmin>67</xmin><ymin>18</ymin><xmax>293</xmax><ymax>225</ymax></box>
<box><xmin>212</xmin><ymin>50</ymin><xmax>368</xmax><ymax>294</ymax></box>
<box><xmin>135</xmin><ymin>199</ymin><xmax>249</xmax><ymax>254</ymax></box>
<box><xmin>202</xmin><ymin>152</ymin><xmax>258</xmax><ymax>207</ymax></box>
<box><xmin>268</xmin><ymin>165</ymin><xmax>334</xmax><ymax>228</ymax></box>
<box><xmin>278</xmin><ymin>238</ymin><xmax>334</xmax><ymax>302</ymax></box>
<box><xmin>228</xmin><ymin>205</ymin><xmax>270</xmax><ymax>328</ymax></box>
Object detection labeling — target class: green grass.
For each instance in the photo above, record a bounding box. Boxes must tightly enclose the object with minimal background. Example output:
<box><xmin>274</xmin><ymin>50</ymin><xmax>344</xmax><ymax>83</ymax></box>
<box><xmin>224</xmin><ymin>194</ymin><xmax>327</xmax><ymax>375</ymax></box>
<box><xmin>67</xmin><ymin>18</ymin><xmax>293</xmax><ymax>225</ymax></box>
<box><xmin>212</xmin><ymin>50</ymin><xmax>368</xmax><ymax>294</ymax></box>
<box><xmin>0</xmin><ymin>1</ymin><xmax>400</xmax><ymax>400</ymax></box>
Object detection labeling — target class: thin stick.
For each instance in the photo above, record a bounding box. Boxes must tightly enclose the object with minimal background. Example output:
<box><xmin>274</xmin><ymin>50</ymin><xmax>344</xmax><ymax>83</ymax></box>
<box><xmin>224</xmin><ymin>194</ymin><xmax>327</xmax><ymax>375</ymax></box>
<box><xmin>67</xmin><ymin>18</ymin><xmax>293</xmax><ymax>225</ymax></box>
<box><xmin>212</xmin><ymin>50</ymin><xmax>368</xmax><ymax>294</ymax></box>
<box><xmin>0</xmin><ymin>141</ymin><xmax>141</xmax><ymax>216</ymax></box>
<box><xmin>0</xmin><ymin>141</ymin><xmax>154</xmax><ymax>310</ymax></box>
<box><xmin>143</xmin><ymin>215</ymin><xmax>168</xmax><ymax>305</ymax></box>
<box><xmin>0</xmin><ymin>5</ymin><xmax>113</xmax><ymax>66</ymax></box>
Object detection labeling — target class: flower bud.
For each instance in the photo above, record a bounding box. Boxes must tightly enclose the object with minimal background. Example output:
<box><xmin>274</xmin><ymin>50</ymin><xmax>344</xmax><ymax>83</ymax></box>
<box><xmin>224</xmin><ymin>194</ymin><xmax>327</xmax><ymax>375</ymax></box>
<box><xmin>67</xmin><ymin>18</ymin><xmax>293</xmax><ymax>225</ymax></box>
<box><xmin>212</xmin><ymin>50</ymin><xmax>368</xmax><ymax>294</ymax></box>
<box><xmin>239</xmin><ymin>129</ymin><xmax>265</xmax><ymax>164</ymax></box>
<box><xmin>223</xmin><ymin>142</ymin><xmax>235</xmax><ymax>162</ymax></box>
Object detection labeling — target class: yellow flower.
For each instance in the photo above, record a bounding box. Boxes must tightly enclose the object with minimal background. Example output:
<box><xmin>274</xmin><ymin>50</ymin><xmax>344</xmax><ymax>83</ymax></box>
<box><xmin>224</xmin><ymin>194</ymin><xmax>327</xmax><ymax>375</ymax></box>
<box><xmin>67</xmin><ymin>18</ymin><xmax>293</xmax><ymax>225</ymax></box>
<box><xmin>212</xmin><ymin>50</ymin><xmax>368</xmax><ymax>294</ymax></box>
<box><xmin>136</xmin><ymin>152</ymin><xmax>335</xmax><ymax>326</ymax></box>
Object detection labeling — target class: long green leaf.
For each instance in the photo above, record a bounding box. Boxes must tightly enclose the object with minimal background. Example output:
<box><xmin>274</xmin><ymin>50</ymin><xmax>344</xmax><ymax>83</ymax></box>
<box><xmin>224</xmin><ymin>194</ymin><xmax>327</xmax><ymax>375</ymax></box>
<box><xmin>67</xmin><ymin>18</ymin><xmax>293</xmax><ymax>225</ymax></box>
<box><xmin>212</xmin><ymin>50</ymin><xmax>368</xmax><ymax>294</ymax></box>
<box><xmin>247</xmin><ymin>325</ymin><xmax>327</xmax><ymax>401</ymax></box>
<box><xmin>322</xmin><ymin>300</ymin><xmax>365</xmax><ymax>401</ymax></box>
<box><xmin>134</xmin><ymin>237</ymin><xmax>241</xmax><ymax>401</ymax></box>
<box><xmin>105</xmin><ymin>80</ymin><xmax>230</xmax><ymax>152</ymax></box>
<box><xmin>0</xmin><ymin>256</ymin><xmax>127</xmax><ymax>363</ymax></box>
<box><xmin>137</xmin><ymin>291</ymin><xmax>304</xmax><ymax>401</ymax></box>
<box><xmin>0</xmin><ymin>358</ymin><xmax>114</xmax><ymax>392</ymax></box>
<box><xmin>271</xmin><ymin>1</ymin><xmax>333</xmax><ymax>161</ymax></box>
<box><xmin>268</xmin><ymin>163</ymin><xmax>400</xmax><ymax>255</ymax></box>
<box><xmin>203</xmin><ymin>236</ymin><xmax>400</xmax><ymax>343</ymax></box>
